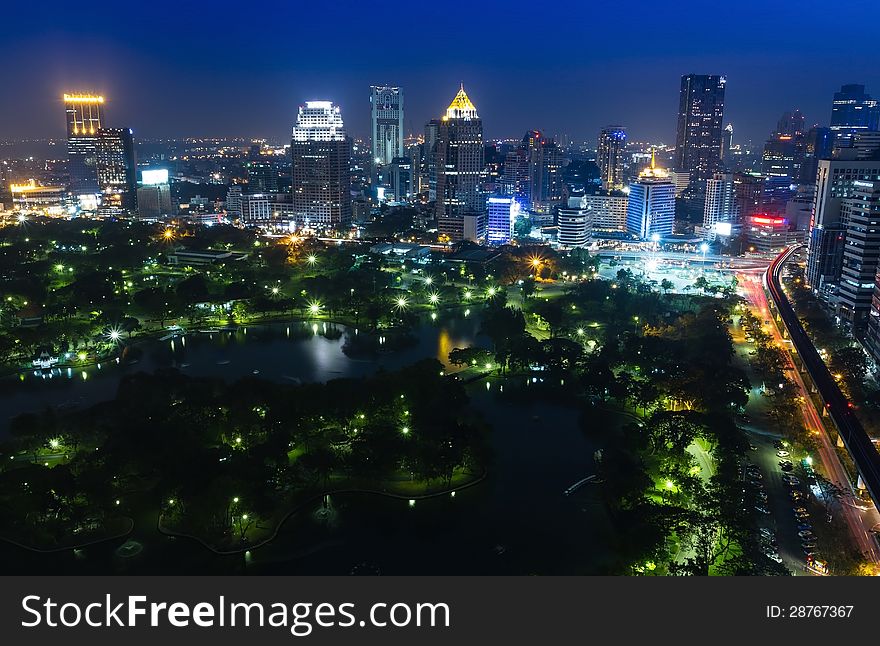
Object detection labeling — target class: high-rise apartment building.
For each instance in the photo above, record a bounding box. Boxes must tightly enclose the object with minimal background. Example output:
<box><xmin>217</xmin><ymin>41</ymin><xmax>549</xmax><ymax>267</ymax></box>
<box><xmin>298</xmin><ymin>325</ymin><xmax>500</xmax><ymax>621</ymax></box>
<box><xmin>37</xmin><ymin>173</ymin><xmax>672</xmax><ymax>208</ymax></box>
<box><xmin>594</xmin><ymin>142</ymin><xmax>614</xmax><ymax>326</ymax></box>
<box><xmin>597</xmin><ymin>126</ymin><xmax>626</xmax><ymax>190</ymax></box>
<box><xmin>528</xmin><ymin>136</ymin><xmax>565</xmax><ymax>212</ymax></box>
<box><xmin>64</xmin><ymin>93</ymin><xmax>106</xmax><ymax>195</ymax></box>
<box><xmin>674</xmin><ymin>74</ymin><xmax>726</xmax><ymax>190</ymax></box>
<box><xmin>703</xmin><ymin>172</ymin><xmax>738</xmax><ymax>239</ymax></box>
<box><xmin>95</xmin><ymin>127</ymin><xmax>137</xmax><ymax>216</ymax></box>
<box><xmin>290</xmin><ymin>101</ymin><xmax>352</xmax><ymax>229</ymax></box>
<box><xmin>246</xmin><ymin>160</ymin><xmax>278</xmax><ymax>193</ymax></box>
<box><xmin>584</xmin><ymin>191</ymin><xmax>628</xmax><ymax>232</ymax></box>
<box><xmin>435</xmin><ymin>85</ymin><xmax>485</xmax><ymax>242</ymax></box>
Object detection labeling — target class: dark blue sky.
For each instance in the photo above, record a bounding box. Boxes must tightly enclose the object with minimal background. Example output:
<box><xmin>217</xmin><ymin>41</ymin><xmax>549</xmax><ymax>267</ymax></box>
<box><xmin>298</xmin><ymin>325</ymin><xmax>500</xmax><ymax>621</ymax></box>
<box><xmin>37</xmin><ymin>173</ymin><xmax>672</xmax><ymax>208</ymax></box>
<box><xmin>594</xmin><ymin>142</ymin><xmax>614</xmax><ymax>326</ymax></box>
<box><xmin>1</xmin><ymin>0</ymin><xmax>877</xmax><ymax>146</ymax></box>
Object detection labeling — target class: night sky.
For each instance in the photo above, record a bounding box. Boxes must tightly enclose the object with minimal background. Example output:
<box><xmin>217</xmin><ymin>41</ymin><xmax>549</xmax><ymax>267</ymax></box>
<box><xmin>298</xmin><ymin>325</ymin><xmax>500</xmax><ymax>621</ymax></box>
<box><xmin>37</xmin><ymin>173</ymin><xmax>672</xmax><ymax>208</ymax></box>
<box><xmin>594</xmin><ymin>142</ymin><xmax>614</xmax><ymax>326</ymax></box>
<box><xmin>2</xmin><ymin>0</ymin><xmax>878</xmax><ymax>145</ymax></box>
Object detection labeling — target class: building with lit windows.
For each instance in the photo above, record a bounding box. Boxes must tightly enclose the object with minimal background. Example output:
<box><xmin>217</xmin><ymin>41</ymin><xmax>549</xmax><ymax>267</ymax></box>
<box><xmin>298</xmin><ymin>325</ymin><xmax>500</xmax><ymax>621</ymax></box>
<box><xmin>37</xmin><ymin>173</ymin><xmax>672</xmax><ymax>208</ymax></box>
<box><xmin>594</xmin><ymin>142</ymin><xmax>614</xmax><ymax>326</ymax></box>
<box><xmin>626</xmin><ymin>152</ymin><xmax>675</xmax><ymax>240</ymax></box>
<box><xmin>830</xmin><ymin>84</ymin><xmax>879</xmax><ymax>144</ymax></box>
<box><xmin>703</xmin><ymin>172</ymin><xmax>738</xmax><ymax>239</ymax></box>
<box><xmin>435</xmin><ymin>85</ymin><xmax>486</xmax><ymax>242</ymax></box>
<box><xmin>95</xmin><ymin>127</ymin><xmax>137</xmax><ymax>216</ymax></box>
<box><xmin>10</xmin><ymin>180</ymin><xmax>66</xmax><ymax>215</ymax></box>
<box><xmin>64</xmin><ymin>93</ymin><xmax>105</xmax><ymax>195</ymax></box>
<box><xmin>486</xmin><ymin>195</ymin><xmax>519</xmax><ymax>245</ymax></box>
<box><xmin>246</xmin><ymin>160</ymin><xmax>278</xmax><ymax>193</ymax></box>
<box><xmin>290</xmin><ymin>101</ymin><xmax>352</xmax><ymax>229</ymax></box>
<box><xmin>528</xmin><ymin>135</ymin><xmax>565</xmax><ymax>213</ymax></box>
<box><xmin>837</xmin><ymin>180</ymin><xmax>880</xmax><ymax>329</ymax></box>
<box><xmin>557</xmin><ymin>195</ymin><xmax>592</xmax><ymax>247</ymax></box>
<box><xmin>584</xmin><ymin>191</ymin><xmax>628</xmax><ymax>232</ymax></box>
<box><xmin>674</xmin><ymin>75</ymin><xmax>726</xmax><ymax>191</ymax></box>
<box><xmin>744</xmin><ymin>214</ymin><xmax>803</xmax><ymax>254</ymax></box>
<box><xmin>806</xmin><ymin>158</ymin><xmax>880</xmax><ymax>295</ymax></box>
<box><xmin>597</xmin><ymin>126</ymin><xmax>626</xmax><ymax>190</ymax></box>
<box><xmin>502</xmin><ymin>146</ymin><xmax>530</xmax><ymax>207</ymax></box>
<box><xmin>387</xmin><ymin>157</ymin><xmax>412</xmax><ymax>202</ymax></box>
<box><xmin>370</xmin><ymin>86</ymin><xmax>404</xmax><ymax>173</ymax></box>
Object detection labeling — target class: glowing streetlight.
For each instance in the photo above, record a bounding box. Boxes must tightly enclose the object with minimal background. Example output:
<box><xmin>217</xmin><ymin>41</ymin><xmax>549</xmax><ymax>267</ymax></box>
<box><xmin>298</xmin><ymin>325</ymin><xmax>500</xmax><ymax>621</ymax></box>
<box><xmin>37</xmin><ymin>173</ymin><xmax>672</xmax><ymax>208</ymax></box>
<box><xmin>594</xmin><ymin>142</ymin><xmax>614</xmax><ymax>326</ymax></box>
<box><xmin>308</xmin><ymin>301</ymin><xmax>322</xmax><ymax>316</ymax></box>
<box><xmin>428</xmin><ymin>292</ymin><xmax>440</xmax><ymax>304</ymax></box>
<box><xmin>306</xmin><ymin>254</ymin><xmax>317</xmax><ymax>265</ymax></box>
<box><xmin>401</xmin><ymin>426</ymin><xmax>410</xmax><ymax>435</ymax></box>
<box><xmin>271</xmin><ymin>286</ymin><xmax>279</xmax><ymax>295</ymax></box>
<box><xmin>464</xmin><ymin>290</ymin><xmax>473</xmax><ymax>300</ymax></box>
<box><xmin>424</xmin><ymin>276</ymin><xmax>433</xmax><ymax>285</ymax></box>
<box><xmin>162</xmin><ymin>229</ymin><xmax>174</xmax><ymax>241</ymax></box>
<box><xmin>487</xmin><ymin>286</ymin><xmax>497</xmax><ymax>297</ymax></box>
<box><xmin>395</xmin><ymin>296</ymin><xmax>408</xmax><ymax>310</ymax></box>
<box><xmin>106</xmin><ymin>328</ymin><xmax>121</xmax><ymax>342</ymax></box>
<box><xmin>49</xmin><ymin>438</ymin><xmax>60</xmax><ymax>450</ymax></box>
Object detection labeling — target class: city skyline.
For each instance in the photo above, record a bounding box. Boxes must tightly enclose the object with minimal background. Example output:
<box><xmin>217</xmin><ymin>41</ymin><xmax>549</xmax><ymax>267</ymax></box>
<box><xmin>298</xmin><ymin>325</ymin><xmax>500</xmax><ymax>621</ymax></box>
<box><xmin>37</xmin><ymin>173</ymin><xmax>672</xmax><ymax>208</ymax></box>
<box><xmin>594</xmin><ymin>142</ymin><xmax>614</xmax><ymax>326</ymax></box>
<box><xmin>1</xmin><ymin>0</ymin><xmax>878</xmax><ymax>143</ymax></box>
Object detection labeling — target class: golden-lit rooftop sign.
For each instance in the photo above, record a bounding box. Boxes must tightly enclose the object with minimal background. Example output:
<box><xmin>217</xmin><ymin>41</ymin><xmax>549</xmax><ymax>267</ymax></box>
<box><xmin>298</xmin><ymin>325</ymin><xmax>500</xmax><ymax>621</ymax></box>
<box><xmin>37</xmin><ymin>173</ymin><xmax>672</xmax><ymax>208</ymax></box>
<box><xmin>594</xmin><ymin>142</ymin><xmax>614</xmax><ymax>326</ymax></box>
<box><xmin>63</xmin><ymin>94</ymin><xmax>105</xmax><ymax>104</ymax></box>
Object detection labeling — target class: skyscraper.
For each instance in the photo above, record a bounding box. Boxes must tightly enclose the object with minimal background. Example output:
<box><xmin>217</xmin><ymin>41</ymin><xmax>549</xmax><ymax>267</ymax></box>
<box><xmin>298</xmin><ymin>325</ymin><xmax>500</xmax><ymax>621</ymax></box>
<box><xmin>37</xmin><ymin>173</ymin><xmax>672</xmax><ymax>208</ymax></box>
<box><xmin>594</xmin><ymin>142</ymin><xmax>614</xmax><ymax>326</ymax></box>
<box><xmin>626</xmin><ymin>152</ymin><xmax>675</xmax><ymax>240</ymax></box>
<box><xmin>246</xmin><ymin>160</ymin><xmax>278</xmax><ymax>193</ymax></box>
<box><xmin>837</xmin><ymin>180</ymin><xmax>880</xmax><ymax>329</ymax></box>
<box><xmin>830</xmin><ymin>84</ymin><xmax>880</xmax><ymax>142</ymax></box>
<box><xmin>528</xmin><ymin>136</ymin><xmax>565</xmax><ymax>213</ymax></box>
<box><xmin>64</xmin><ymin>93</ymin><xmax>106</xmax><ymax>195</ymax></box>
<box><xmin>806</xmin><ymin>158</ymin><xmax>880</xmax><ymax>294</ymax></box>
<box><xmin>486</xmin><ymin>195</ymin><xmax>520</xmax><ymax>245</ymax></box>
<box><xmin>290</xmin><ymin>101</ymin><xmax>352</xmax><ymax>229</ymax></box>
<box><xmin>501</xmin><ymin>146</ymin><xmax>530</xmax><ymax>208</ymax></box>
<box><xmin>597</xmin><ymin>126</ymin><xmax>626</xmax><ymax>190</ymax></box>
<box><xmin>95</xmin><ymin>127</ymin><xmax>137</xmax><ymax>216</ymax></box>
<box><xmin>674</xmin><ymin>74</ymin><xmax>726</xmax><ymax>190</ymax></box>
<box><xmin>557</xmin><ymin>195</ymin><xmax>592</xmax><ymax>248</ymax></box>
<box><xmin>703</xmin><ymin>172</ymin><xmax>738</xmax><ymax>239</ymax></box>
<box><xmin>370</xmin><ymin>86</ymin><xmax>404</xmax><ymax>175</ymax></box>
<box><xmin>761</xmin><ymin>110</ymin><xmax>805</xmax><ymax>179</ymax></box>
<box><xmin>435</xmin><ymin>85</ymin><xmax>485</xmax><ymax>243</ymax></box>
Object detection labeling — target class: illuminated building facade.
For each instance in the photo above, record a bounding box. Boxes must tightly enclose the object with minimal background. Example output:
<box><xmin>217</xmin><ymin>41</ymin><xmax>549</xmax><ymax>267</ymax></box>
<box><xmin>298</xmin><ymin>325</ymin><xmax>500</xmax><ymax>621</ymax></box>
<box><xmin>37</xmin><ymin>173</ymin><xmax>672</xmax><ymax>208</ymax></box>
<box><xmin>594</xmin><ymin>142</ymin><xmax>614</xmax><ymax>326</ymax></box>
<box><xmin>95</xmin><ymin>127</ymin><xmax>137</xmax><ymax>216</ymax></box>
<box><xmin>64</xmin><ymin>93</ymin><xmax>105</xmax><ymax>195</ymax></box>
<box><xmin>370</xmin><ymin>86</ymin><xmax>404</xmax><ymax>172</ymax></box>
<box><xmin>837</xmin><ymin>180</ymin><xmax>880</xmax><ymax>328</ymax></box>
<box><xmin>674</xmin><ymin>75</ymin><xmax>726</xmax><ymax>190</ymax></box>
<box><xmin>557</xmin><ymin>195</ymin><xmax>593</xmax><ymax>247</ymax></box>
<box><xmin>435</xmin><ymin>85</ymin><xmax>486</xmax><ymax>242</ymax></box>
<box><xmin>10</xmin><ymin>180</ymin><xmax>66</xmax><ymax>215</ymax></box>
<box><xmin>626</xmin><ymin>152</ymin><xmax>675</xmax><ymax>240</ymax></box>
<box><xmin>597</xmin><ymin>126</ymin><xmax>626</xmax><ymax>190</ymax></box>
<box><xmin>290</xmin><ymin>101</ymin><xmax>352</xmax><ymax>229</ymax></box>
<box><xmin>528</xmin><ymin>134</ymin><xmax>565</xmax><ymax>213</ymax></box>
<box><xmin>584</xmin><ymin>191</ymin><xmax>628</xmax><ymax>232</ymax></box>
<box><xmin>806</xmin><ymin>158</ymin><xmax>880</xmax><ymax>295</ymax></box>
<box><xmin>486</xmin><ymin>195</ymin><xmax>519</xmax><ymax>245</ymax></box>
<box><xmin>388</xmin><ymin>157</ymin><xmax>412</xmax><ymax>201</ymax></box>
<box><xmin>703</xmin><ymin>172</ymin><xmax>738</xmax><ymax>239</ymax></box>
<box><xmin>830</xmin><ymin>84</ymin><xmax>880</xmax><ymax>144</ymax></box>
<box><xmin>744</xmin><ymin>214</ymin><xmax>802</xmax><ymax>254</ymax></box>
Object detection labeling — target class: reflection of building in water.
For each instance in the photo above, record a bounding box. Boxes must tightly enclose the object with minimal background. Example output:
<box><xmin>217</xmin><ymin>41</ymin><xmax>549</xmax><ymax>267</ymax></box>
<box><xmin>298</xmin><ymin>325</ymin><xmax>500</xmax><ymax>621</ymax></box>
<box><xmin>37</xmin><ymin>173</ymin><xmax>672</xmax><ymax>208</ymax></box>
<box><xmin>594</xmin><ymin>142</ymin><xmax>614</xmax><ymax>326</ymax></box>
<box><xmin>437</xmin><ymin>328</ymin><xmax>453</xmax><ymax>366</ymax></box>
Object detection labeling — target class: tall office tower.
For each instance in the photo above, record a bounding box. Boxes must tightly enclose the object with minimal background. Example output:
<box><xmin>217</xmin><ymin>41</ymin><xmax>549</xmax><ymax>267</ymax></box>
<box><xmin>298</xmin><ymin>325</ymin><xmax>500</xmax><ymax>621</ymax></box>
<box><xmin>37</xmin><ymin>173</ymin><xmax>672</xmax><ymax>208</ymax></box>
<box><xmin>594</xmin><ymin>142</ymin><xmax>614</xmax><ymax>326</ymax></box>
<box><xmin>720</xmin><ymin>123</ymin><xmax>734</xmax><ymax>162</ymax></box>
<box><xmin>806</xmin><ymin>158</ymin><xmax>880</xmax><ymax>294</ymax></box>
<box><xmin>225</xmin><ymin>185</ymin><xmax>243</xmax><ymax>220</ymax></box>
<box><xmin>435</xmin><ymin>85</ymin><xmax>486</xmax><ymax>242</ymax></box>
<box><xmin>837</xmin><ymin>180</ymin><xmax>880</xmax><ymax>328</ymax></box>
<box><xmin>733</xmin><ymin>172</ymin><xmax>765</xmax><ymax>221</ymax></box>
<box><xmin>424</xmin><ymin>119</ymin><xmax>441</xmax><ymax>201</ymax></box>
<box><xmin>557</xmin><ymin>195</ymin><xmax>593</xmax><ymax>248</ymax></box>
<box><xmin>626</xmin><ymin>152</ymin><xmax>676</xmax><ymax>240</ymax></box>
<box><xmin>388</xmin><ymin>157</ymin><xmax>412</xmax><ymax>201</ymax></box>
<box><xmin>95</xmin><ymin>127</ymin><xmax>137</xmax><ymax>216</ymax></box>
<box><xmin>799</xmin><ymin>126</ymin><xmax>834</xmax><ymax>185</ymax></box>
<box><xmin>370</xmin><ymin>86</ymin><xmax>404</xmax><ymax>180</ymax></box>
<box><xmin>486</xmin><ymin>195</ymin><xmax>520</xmax><ymax>245</ymax></box>
<box><xmin>584</xmin><ymin>191</ymin><xmax>629</xmax><ymax>232</ymax></box>
<box><xmin>830</xmin><ymin>84</ymin><xmax>880</xmax><ymax>143</ymax></box>
<box><xmin>290</xmin><ymin>101</ymin><xmax>352</xmax><ymax>229</ymax></box>
<box><xmin>674</xmin><ymin>74</ymin><xmax>726</xmax><ymax>191</ymax></box>
<box><xmin>762</xmin><ymin>110</ymin><xmax>806</xmax><ymax>179</ymax></box>
<box><xmin>852</xmin><ymin>131</ymin><xmax>880</xmax><ymax>159</ymax></box>
<box><xmin>597</xmin><ymin>126</ymin><xmax>626</xmax><ymax>190</ymax></box>
<box><xmin>246</xmin><ymin>160</ymin><xmax>278</xmax><ymax>193</ymax></box>
<box><xmin>528</xmin><ymin>136</ymin><xmax>565</xmax><ymax>213</ymax></box>
<box><xmin>703</xmin><ymin>172</ymin><xmax>738</xmax><ymax>239</ymax></box>
<box><xmin>64</xmin><ymin>93</ymin><xmax>106</xmax><ymax>195</ymax></box>
<box><xmin>502</xmin><ymin>146</ymin><xmax>530</xmax><ymax>207</ymax></box>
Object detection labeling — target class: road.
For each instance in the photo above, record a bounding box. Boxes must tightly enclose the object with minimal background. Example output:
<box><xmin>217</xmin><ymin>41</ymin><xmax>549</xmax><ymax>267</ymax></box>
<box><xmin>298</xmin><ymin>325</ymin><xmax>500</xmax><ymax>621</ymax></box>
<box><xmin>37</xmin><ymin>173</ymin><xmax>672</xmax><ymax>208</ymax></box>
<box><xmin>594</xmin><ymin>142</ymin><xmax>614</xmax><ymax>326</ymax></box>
<box><xmin>736</xmin><ymin>253</ymin><xmax>880</xmax><ymax>564</ymax></box>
